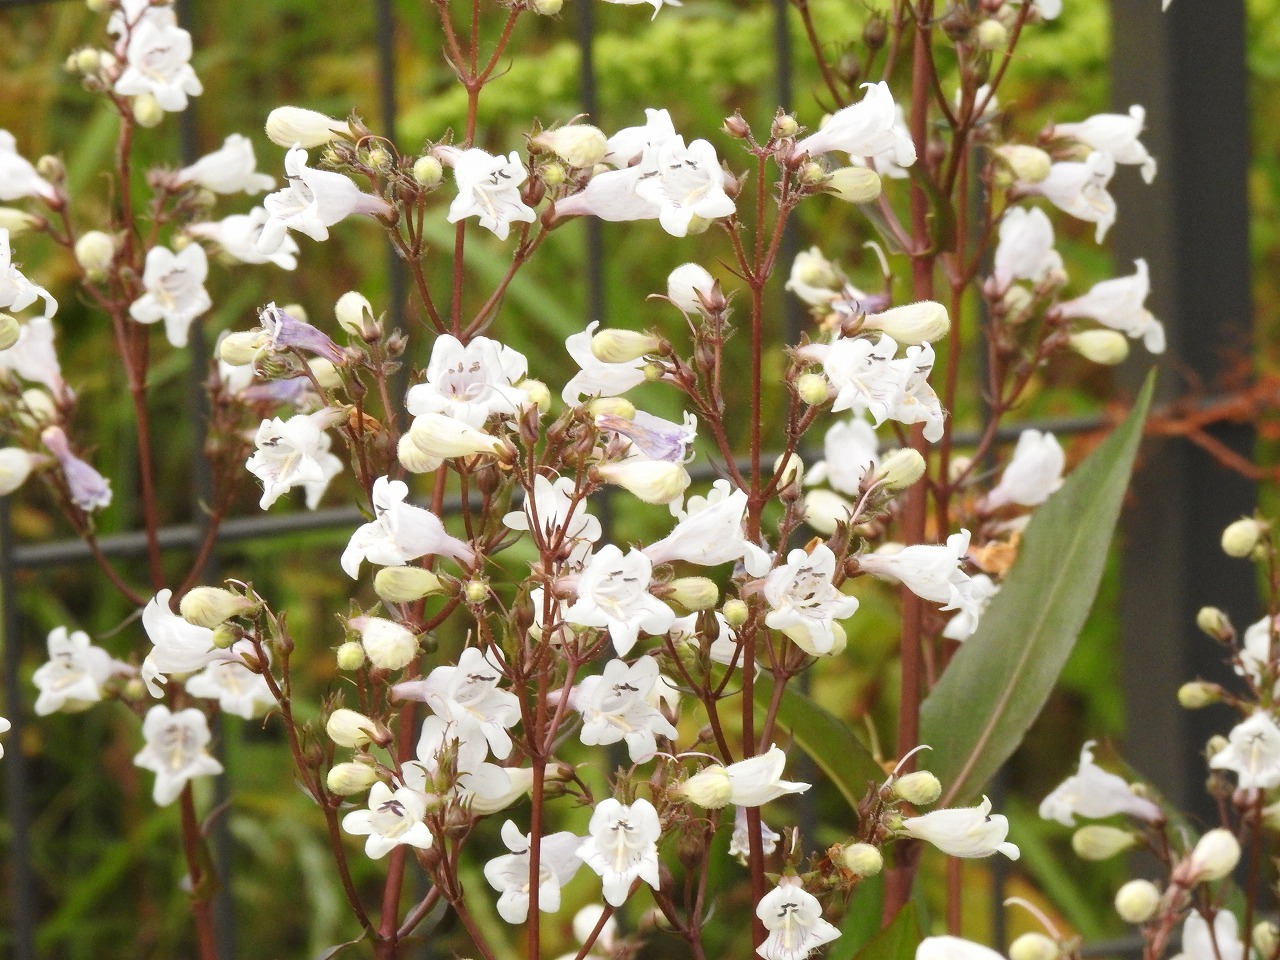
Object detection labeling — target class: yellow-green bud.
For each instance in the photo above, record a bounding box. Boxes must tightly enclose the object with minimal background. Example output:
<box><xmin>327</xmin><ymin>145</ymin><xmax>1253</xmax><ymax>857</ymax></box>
<box><xmin>354</xmin><ymin>617</ymin><xmax>418</xmax><ymax>671</ymax></box>
<box><xmin>1009</xmin><ymin>933</ymin><xmax>1058</xmax><ymax>960</ymax></box>
<box><xmin>464</xmin><ymin>579</ymin><xmax>489</xmax><ymax>605</ymax></box>
<box><xmin>530</xmin><ymin>0</ymin><xmax>564</xmax><ymax>15</ymax></box>
<box><xmin>0</xmin><ymin>208</ymin><xmax>40</xmax><ymax>235</ymax></box>
<box><xmin>210</xmin><ymin>623</ymin><xmax>239</xmax><ymax>650</ymax></box>
<box><xmin>1221</xmin><ymin>517</ymin><xmax>1264</xmax><ymax>558</ymax></box>
<box><xmin>772</xmin><ymin>114</ymin><xmax>800</xmax><ymax>139</ymax></box>
<box><xmin>874</xmin><ymin>448</ymin><xmax>927</xmax><ymax>491</ymax></box>
<box><xmin>996</xmin><ymin>145</ymin><xmax>1053</xmax><ymax>184</ymax></box>
<box><xmin>74</xmin><ymin>230</ymin><xmax>115</xmax><ymax>276</ymax></box>
<box><xmin>218</xmin><ymin>331</ymin><xmax>261</xmax><ymax>366</ymax></box>
<box><xmin>863</xmin><ymin>301</ymin><xmax>950</xmax><ymax>344</ymax></box>
<box><xmin>799</xmin><ymin>161</ymin><xmax>827</xmax><ymax>185</ymax></box>
<box><xmin>532</xmin><ymin>125</ymin><xmax>608</xmax><ymax>169</ymax></box>
<box><xmin>774</xmin><ymin>452</ymin><xmax>804</xmax><ymax>489</ymax></box>
<box><xmin>677</xmin><ymin>765</ymin><xmax>733</xmax><ymax>808</ymax></box>
<box><xmin>74</xmin><ymin>47</ymin><xmax>102</xmax><ymax>75</ymax></box>
<box><xmin>335</xmin><ymin>290</ymin><xmax>380</xmax><ymax>339</ymax></box>
<box><xmin>796</xmin><ymin>373</ymin><xmax>831</xmax><ymax>406</ymax></box>
<box><xmin>522</xmin><ymin>378</ymin><xmax>551</xmax><ymax>413</ymax></box>
<box><xmin>326</xmin><ymin>708</ymin><xmax>380</xmax><ymax>748</ymax></box>
<box><xmin>327</xmin><ymin>761</ymin><xmax>379</xmax><ymax>796</ymax></box>
<box><xmin>1254</xmin><ymin>921</ymin><xmax>1279</xmax><ymax>958</ymax></box>
<box><xmin>1069</xmin><ymin>330</ymin><xmax>1129</xmax><ymax>365</ymax></box>
<box><xmin>1072</xmin><ymin>825</ymin><xmax>1137</xmax><ymax>861</ymax></box>
<box><xmin>669</xmin><ymin>577</ymin><xmax>719</xmax><ymax>611</ymax></box>
<box><xmin>365</xmin><ymin>146</ymin><xmax>392</xmax><ymax>173</ymax></box>
<box><xmin>722</xmin><ymin>599</ymin><xmax>750</xmax><ymax>628</ymax></box>
<box><xmin>374</xmin><ymin>566</ymin><xmax>445</xmax><ymax>604</ymax></box>
<box><xmin>1178</xmin><ymin>681</ymin><xmax>1219</xmax><ymax>710</ymax></box>
<box><xmin>642</xmin><ymin>361</ymin><xmax>665</xmax><ymax>381</ymax></box>
<box><xmin>595</xmin><ymin>459</ymin><xmax>689</xmax><ymax>505</ymax></box>
<box><xmin>891</xmin><ymin>770</ymin><xmax>942</xmax><ymax>806</ymax></box>
<box><xmin>539</xmin><ymin>162</ymin><xmax>567</xmax><ymax>187</ymax></box>
<box><xmin>336</xmin><ymin>641</ymin><xmax>366</xmax><ymax>671</ymax></box>
<box><xmin>19</xmin><ymin>389</ymin><xmax>56</xmax><ymax>426</ymax></box>
<box><xmin>308</xmin><ymin>358</ymin><xmax>342</xmax><ymax>390</ymax></box>
<box><xmin>1178</xmin><ymin>828</ymin><xmax>1240</xmax><ymax>884</ymax></box>
<box><xmin>412</xmin><ymin>154</ymin><xmax>444</xmax><ymax>186</ymax></box>
<box><xmin>0</xmin><ymin>314</ymin><xmax>19</xmax><ymax>352</ymax></box>
<box><xmin>975</xmin><ymin>19</ymin><xmax>1008</xmax><ymax>50</ymax></box>
<box><xmin>840</xmin><ymin>842</ymin><xmax>883</xmax><ymax>877</ymax></box>
<box><xmin>804</xmin><ymin>489</ymin><xmax>854</xmax><ymax>535</ymax></box>
<box><xmin>396</xmin><ymin>433</ymin><xmax>443</xmax><ymax>474</ymax></box>
<box><xmin>1114</xmin><ymin>879</ymin><xmax>1160</xmax><ymax>924</ymax></box>
<box><xmin>1206</xmin><ymin>734</ymin><xmax>1229</xmax><ymax>757</ymax></box>
<box><xmin>265</xmin><ymin>106</ymin><xmax>352</xmax><ymax>148</ymax></box>
<box><xmin>825</xmin><ymin>166</ymin><xmax>883</xmax><ymax>204</ymax></box>
<box><xmin>590</xmin><ymin>329</ymin><xmax>663</xmax><ymax>364</ymax></box>
<box><xmin>587</xmin><ymin>397</ymin><xmax>635</xmax><ymax>419</ymax></box>
<box><xmin>85</xmin><ymin>0</ymin><xmax>111</xmax><ymax>12</ymax></box>
<box><xmin>180</xmin><ymin>587</ymin><xmax>258</xmax><ymax>628</ymax></box>
<box><xmin>132</xmin><ymin>93</ymin><xmax>165</xmax><ymax>129</ymax></box>
<box><xmin>1196</xmin><ymin>606</ymin><xmax>1233</xmax><ymax>641</ymax></box>
<box><xmin>1002</xmin><ymin>284</ymin><xmax>1034</xmax><ymax>317</ymax></box>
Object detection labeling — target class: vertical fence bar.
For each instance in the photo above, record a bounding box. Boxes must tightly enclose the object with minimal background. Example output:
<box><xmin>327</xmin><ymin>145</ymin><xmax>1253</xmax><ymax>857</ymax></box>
<box><xmin>577</xmin><ymin>0</ymin><xmax>605</xmax><ymax>327</ymax></box>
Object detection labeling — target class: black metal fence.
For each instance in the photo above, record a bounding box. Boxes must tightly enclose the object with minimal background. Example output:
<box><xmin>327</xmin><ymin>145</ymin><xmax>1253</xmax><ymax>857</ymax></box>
<box><xmin>0</xmin><ymin>0</ymin><xmax>1257</xmax><ymax>957</ymax></box>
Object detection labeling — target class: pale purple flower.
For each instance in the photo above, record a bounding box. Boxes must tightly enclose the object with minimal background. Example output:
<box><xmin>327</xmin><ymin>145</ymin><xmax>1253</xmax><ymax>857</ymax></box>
<box><xmin>596</xmin><ymin>410</ymin><xmax>697</xmax><ymax>462</ymax></box>
<box><xmin>41</xmin><ymin>426</ymin><xmax>111</xmax><ymax>512</ymax></box>
<box><xmin>257</xmin><ymin>302</ymin><xmax>345</xmax><ymax>363</ymax></box>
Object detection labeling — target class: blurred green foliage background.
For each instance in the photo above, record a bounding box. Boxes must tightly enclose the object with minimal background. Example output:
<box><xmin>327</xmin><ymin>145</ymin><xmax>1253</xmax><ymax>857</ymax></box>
<box><xmin>0</xmin><ymin>0</ymin><xmax>1278</xmax><ymax>956</ymax></box>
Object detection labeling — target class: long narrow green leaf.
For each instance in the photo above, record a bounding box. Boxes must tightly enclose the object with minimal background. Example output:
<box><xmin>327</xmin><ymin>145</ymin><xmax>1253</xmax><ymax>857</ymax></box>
<box><xmin>757</xmin><ymin>677</ymin><xmax>884</xmax><ymax>813</ymax></box>
<box><xmin>920</xmin><ymin>372</ymin><xmax>1156</xmax><ymax>805</ymax></box>
<box><xmin>853</xmin><ymin>901</ymin><xmax>919</xmax><ymax>960</ymax></box>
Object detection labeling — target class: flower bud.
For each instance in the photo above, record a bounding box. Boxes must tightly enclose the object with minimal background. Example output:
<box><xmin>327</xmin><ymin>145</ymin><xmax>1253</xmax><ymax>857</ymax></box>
<box><xmin>335</xmin><ymin>290</ymin><xmax>381</xmax><ymax>340</ymax></box>
<box><xmin>1221</xmin><ymin>518</ymin><xmax>1263</xmax><ymax>558</ymax></box>
<box><xmin>74</xmin><ymin>230</ymin><xmax>115</xmax><ymax>276</ymax></box>
<box><xmin>1114</xmin><ymin>879</ymin><xmax>1160</xmax><ymax>923</ymax></box>
<box><xmin>669</xmin><ymin>577</ymin><xmax>719</xmax><ymax>611</ymax></box>
<box><xmin>1009</xmin><ymin>933</ymin><xmax>1058</xmax><ymax>960</ymax></box>
<box><xmin>1177</xmin><ymin>681</ymin><xmax>1220</xmax><ymax>709</ymax></box>
<box><xmin>308</xmin><ymin>358</ymin><xmax>343</xmax><ymax>390</ymax></box>
<box><xmin>464</xmin><ymin>579</ymin><xmax>489</xmax><ymax>605</ymax></box>
<box><xmin>265</xmin><ymin>106</ymin><xmax>352</xmax><ymax>148</ymax></box>
<box><xmin>1254</xmin><ymin>921</ymin><xmax>1279</xmax><ymax>958</ymax></box>
<box><xmin>1177</xmin><ymin>828</ymin><xmax>1240</xmax><ymax>884</ymax></box>
<box><xmin>1196</xmin><ymin>606</ymin><xmax>1233</xmax><ymax>641</ymax></box>
<box><xmin>590</xmin><ymin>328</ymin><xmax>663</xmax><ymax>363</ymax></box>
<box><xmin>408</xmin><ymin>413</ymin><xmax>504</xmax><ymax>459</ymax></box>
<box><xmin>804</xmin><ymin>489</ymin><xmax>854</xmax><ymax>535</ymax></box>
<box><xmin>352</xmin><ymin>616</ymin><xmax>419</xmax><ymax>671</ymax></box>
<box><xmin>521</xmin><ymin>378</ymin><xmax>551</xmax><ymax>413</ymax></box>
<box><xmin>891</xmin><ymin>770</ymin><xmax>942</xmax><ymax>806</ymax></box>
<box><xmin>364</xmin><ymin>145</ymin><xmax>392</xmax><ymax>173</ymax></box>
<box><xmin>326</xmin><ymin>761</ymin><xmax>379</xmax><ymax>796</ymax></box>
<box><xmin>996</xmin><ymin>145</ymin><xmax>1053</xmax><ymax>184</ymax></box>
<box><xmin>723</xmin><ymin>114</ymin><xmax>751</xmax><ymax>139</ymax></box>
<box><xmin>1002</xmin><ymin>284</ymin><xmax>1034</xmax><ymax>317</ymax></box>
<box><xmin>533</xmin><ymin>125</ymin><xmax>608</xmax><ymax>169</ymax></box>
<box><xmin>218</xmin><ymin>331</ymin><xmax>261</xmax><ymax>366</ymax></box>
<box><xmin>132</xmin><ymin>93</ymin><xmax>165</xmax><ymax>129</ymax></box>
<box><xmin>335</xmin><ymin>641</ymin><xmax>366</xmax><ymax>671</ymax></box>
<box><xmin>540</xmin><ymin>162</ymin><xmax>567</xmax><ymax>186</ymax></box>
<box><xmin>667</xmin><ymin>263</ymin><xmax>717</xmax><ymax>314</ymax></box>
<box><xmin>530</xmin><ymin>0</ymin><xmax>564</xmax><ymax>15</ymax></box>
<box><xmin>774</xmin><ymin>452</ymin><xmax>804</xmax><ymax>490</ymax></box>
<box><xmin>825</xmin><ymin>167</ymin><xmax>883</xmax><ymax>204</ymax></box>
<box><xmin>0</xmin><ymin>314</ymin><xmax>19</xmax><ymax>352</ymax></box>
<box><xmin>1206</xmin><ymin>734</ymin><xmax>1229</xmax><ymax>756</ymax></box>
<box><xmin>397</xmin><ymin>433</ymin><xmax>444</xmax><ymax>474</ymax></box>
<box><xmin>374</xmin><ymin>566</ymin><xmax>445</xmax><ymax>604</ymax></box>
<box><xmin>325</xmin><ymin>708</ymin><xmax>379</xmax><ymax>748</ymax></box>
<box><xmin>677</xmin><ymin>765</ymin><xmax>733</xmax><ymax>808</ymax></box>
<box><xmin>772</xmin><ymin>114</ymin><xmax>800</xmax><ymax>139</ymax></box>
<box><xmin>74</xmin><ymin>47</ymin><xmax>102</xmax><ymax>75</ymax></box>
<box><xmin>0</xmin><ymin>448</ymin><xmax>34</xmax><ymax>496</ymax></box>
<box><xmin>840</xmin><ymin>842</ymin><xmax>883</xmax><ymax>877</ymax></box>
<box><xmin>1072</xmin><ymin>825</ymin><xmax>1137</xmax><ymax>861</ymax></box>
<box><xmin>798</xmin><ymin>162</ymin><xmax>827</xmax><ymax>186</ymax></box>
<box><xmin>587</xmin><ymin>397</ymin><xmax>636</xmax><ymax>419</ymax></box>
<box><xmin>874</xmin><ymin>448</ymin><xmax>927</xmax><ymax>490</ymax></box>
<box><xmin>85</xmin><ymin>0</ymin><xmax>111</xmax><ymax>12</ymax></box>
<box><xmin>595</xmin><ymin>460</ymin><xmax>690</xmax><ymax>505</ymax></box>
<box><xmin>795</xmin><ymin>372</ymin><xmax>831</xmax><ymax>406</ymax></box>
<box><xmin>1069</xmin><ymin>330</ymin><xmax>1129</xmax><ymax>365</ymax></box>
<box><xmin>723</xmin><ymin>598</ymin><xmax>749</xmax><ymax>628</ymax></box>
<box><xmin>179</xmin><ymin>587</ymin><xmax>258</xmax><ymax>628</ymax></box>
<box><xmin>210</xmin><ymin>622</ymin><xmax>239</xmax><ymax>649</ymax></box>
<box><xmin>975</xmin><ymin>18</ymin><xmax>1008</xmax><ymax>50</ymax></box>
<box><xmin>412</xmin><ymin>154</ymin><xmax>443</xmax><ymax>186</ymax></box>
<box><xmin>0</xmin><ymin>208</ymin><xmax>40</xmax><ymax>235</ymax></box>
<box><xmin>862</xmin><ymin>301</ymin><xmax>950</xmax><ymax>344</ymax></box>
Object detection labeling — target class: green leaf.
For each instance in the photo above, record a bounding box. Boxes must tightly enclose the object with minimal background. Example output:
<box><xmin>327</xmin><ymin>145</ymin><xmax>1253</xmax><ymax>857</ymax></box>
<box><xmin>853</xmin><ymin>900</ymin><xmax>919</xmax><ymax>960</ymax></box>
<box><xmin>757</xmin><ymin>677</ymin><xmax>885</xmax><ymax>813</ymax></box>
<box><xmin>920</xmin><ymin>371</ymin><xmax>1156</xmax><ymax>806</ymax></box>
<box><xmin>827</xmin><ymin>873</ymin><xmax>886</xmax><ymax>960</ymax></box>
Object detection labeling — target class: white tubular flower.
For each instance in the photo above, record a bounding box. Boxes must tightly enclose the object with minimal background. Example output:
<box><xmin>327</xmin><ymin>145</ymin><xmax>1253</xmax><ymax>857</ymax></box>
<box><xmin>184</xmin><ymin>645</ymin><xmax>274</xmax><ymax>719</ymax></box>
<box><xmin>729</xmin><ymin>806</ymin><xmax>781</xmax><ymax>864</ymax></box>
<box><xmin>444</xmin><ymin>148</ymin><xmax>537</xmax><ymax>241</ymax></box>
<box><xmin>603</xmin><ymin>107</ymin><xmax>677</xmax><ymax>166</ymax></box>
<box><xmin>245</xmin><ymin>409</ymin><xmax>343</xmax><ymax>510</ymax></box>
<box><xmin>1183</xmin><ymin>913</ymin><xmax>1244</xmax><ymax>960</ymax></box>
<box><xmin>764</xmin><ymin>545</ymin><xmax>860</xmax><ymax>656</ymax></box>
<box><xmin>0</xmin><ymin>132</ymin><xmax>57</xmax><ymax>203</ymax></box>
<box><xmin>1055</xmin><ymin>106</ymin><xmax>1157</xmax><ymax>184</ymax></box>
<box><xmin>407</xmin><ymin>412</ymin><xmax>505</xmax><ymax>460</ymax></box>
<box><xmin>140</xmin><ymin>589</ymin><xmax>241</xmax><ymax>697</ymax></box>
<box><xmin>917</xmin><ymin>937</ymin><xmax>1007</xmax><ymax>960</ymax></box>
<box><xmin>32</xmin><ymin>626</ymin><xmax>125</xmax><ymax>716</ymax></box>
<box><xmin>643</xmin><ymin>479</ymin><xmax>771</xmax><ymax>575</ymax></box>
<box><xmin>670</xmin><ymin>611</ymin><xmax>742</xmax><ymax>667</ymax></box>
<box><xmin>1038</xmin><ymin>740</ymin><xmax>1162</xmax><ymax>826</ymax></box>
<box><xmin>1238</xmin><ymin>616</ymin><xmax>1280</xmax><ymax>697</ymax></box>
<box><xmin>564</xmin><ymin>545</ymin><xmax>675</xmax><ymax>656</ymax></box>
<box><xmin>563</xmin><ymin>320</ymin><xmax>649</xmax><ymax>404</ymax></box>
<box><xmin>260</xmin><ymin>146</ymin><xmax>392</xmax><ymax>251</ymax></box>
<box><xmin>667</xmin><ymin>263</ymin><xmax>718</xmax><ymax>314</ymax></box>
<box><xmin>340</xmin><ymin>781</ymin><xmax>435</xmax><ymax>859</ymax></box>
<box><xmin>128</xmin><ymin>243</ymin><xmax>212</xmax><ymax>348</ymax></box>
<box><xmin>1058</xmin><ymin>259</ymin><xmax>1165</xmax><ymax>354</ymax></box>
<box><xmin>755</xmin><ymin>876</ymin><xmax>841</xmax><ymax>960</ymax></box>
<box><xmin>819</xmin><ymin>334</ymin><xmax>946</xmax><ymax>442</ymax></box>
<box><xmin>595</xmin><ymin>458</ymin><xmax>691</xmax><ymax>509</ymax></box>
<box><xmin>899</xmin><ymin>795</ymin><xmax>1021</xmax><ymax>860</ymax></box>
<box><xmin>858</xmin><ymin>531</ymin><xmax>979</xmax><ymax>621</ymax></box>
<box><xmin>1209</xmin><ymin>711</ymin><xmax>1280</xmax><ymax>790</ymax></box>
<box><xmin>1</xmin><ymin>229</ymin><xmax>57</xmax><ymax>319</ymax></box>
<box><xmin>0</xmin><ymin>316</ymin><xmax>65</xmax><ymax>399</ymax></box>
<box><xmin>0</xmin><ymin>716</ymin><xmax>9</xmax><ymax>759</ymax></box>
<box><xmin>985</xmin><ymin>430</ymin><xmax>1065</xmax><ymax>510</ymax></box>
<box><xmin>393</xmin><ymin>647</ymin><xmax>520</xmax><ymax>760</ymax></box>
<box><xmin>265</xmin><ymin>106</ymin><xmax>352</xmax><ymax>148</ymax></box>
<box><xmin>807</xmin><ymin>418</ymin><xmax>879</xmax><ymax>495</ymax></box>
<box><xmin>174</xmin><ymin>134</ymin><xmax>275</xmax><ymax>194</ymax></box>
<box><xmin>633</xmin><ymin>136</ymin><xmax>736</xmax><ymax>237</ymax></box>
<box><xmin>577</xmin><ymin>797</ymin><xmax>662</xmax><ymax>906</ymax></box>
<box><xmin>113</xmin><ymin>18</ymin><xmax>203</xmax><ymax>112</ymax></box>
<box><xmin>680</xmin><ymin>745</ymin><xmax>810</xmax><ymax>809</ymax></box>
<box><xmin>941</xmin><ymin>573</ymin><xmax>998</xmax><ymax>642</ymax></box>
<box><xmin>408</xmin><ymin>715</ymin><xmax>530</xmax><ymax>813</ymax></box>
<box><xmin>601</xmin><ymin>0</ymin><xmax>682</xmax><ymax>18</ymax></box>
<box><xmin>504</xmin><ymin>474</ymin><xmax>602</xmax><ymax>556</ymax></box>
<box><xmin>992</xmin><ymin>207</ymin><xmax>1064</xmax><ymax>290</ymax></box>
<box><xmin>797</xmin><ymin>82</ymin><xmax>916</xmax><ymax>167</ymax></box>
<box><xmin>0</xmin><ymin>448</ymin><xmax>36</xmax><ymax>496</ymax></box>
<box><xmin>187</xmin><ymin>208</ymin><xmax>300</xmax><ymax>269</ymax></box>
<box><xmin>133</xmin><ymin>705</ymin><xmax>224</xmax><ymax>806</ymax></box>
<box><xmin>786</xmin><ymin>246</ymin><xmax>845</xmax><ymax>307</ymax></box>
<box><xmin>571</xmin><ymin>656</ymin><xmax>678</xmax><ymax>762</ymax></box>
<box><xmin>484</xmin><ymin>820</ymin><xmax>584</xmax><ymax>924</ymax></box>
<box><xmin>341</xmin><ymin>476</ymin><xmax>475</xmax><ymax>578</ymax></box>
<box><xmin>1019</xmin><ymin>152</ymin><xmax>1116</xmax><ymax>243</ymax></box>
<box><xmin>407</xmin><ymin>334</ymin><xmax>529</xmax><ymax>429</ymax></box>
<box><xmin>861</xmin><ymin>301</ymin><xmax>950</xmax><ymax>345</ymax></box>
